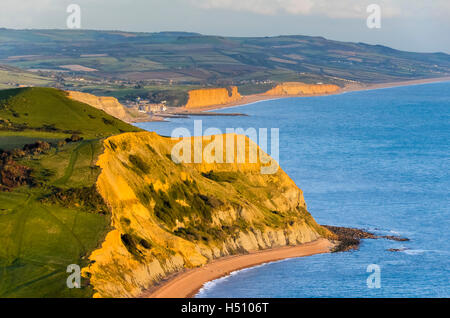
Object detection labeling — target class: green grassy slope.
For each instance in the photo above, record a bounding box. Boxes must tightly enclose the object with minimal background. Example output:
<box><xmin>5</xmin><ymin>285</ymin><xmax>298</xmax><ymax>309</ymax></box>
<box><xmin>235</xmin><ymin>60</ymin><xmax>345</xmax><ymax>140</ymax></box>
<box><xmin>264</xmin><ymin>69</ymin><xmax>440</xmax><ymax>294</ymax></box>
<box><xmin>0</xmin><ymin>65</ymin><xmax>53</xmax><ymax>89</ymax></box>
<box><xmin>0</xmin><ymin>87</ymin><xmax>140</xmax><ymax>297</ymax></box>
<box><xmin>0</xmin><ymin>87</ymin><xmax>140</xmax><ymax>141</ymax></box>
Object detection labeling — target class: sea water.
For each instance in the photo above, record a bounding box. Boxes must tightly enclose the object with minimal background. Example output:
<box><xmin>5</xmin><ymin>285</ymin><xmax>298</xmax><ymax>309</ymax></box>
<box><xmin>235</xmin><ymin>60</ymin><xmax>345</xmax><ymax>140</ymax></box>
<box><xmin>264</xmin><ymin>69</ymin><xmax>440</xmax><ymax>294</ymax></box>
<box><xmin>136</xmin><ymin>82</ymin><xmax>450</xmax><ymax>298</ymax></box>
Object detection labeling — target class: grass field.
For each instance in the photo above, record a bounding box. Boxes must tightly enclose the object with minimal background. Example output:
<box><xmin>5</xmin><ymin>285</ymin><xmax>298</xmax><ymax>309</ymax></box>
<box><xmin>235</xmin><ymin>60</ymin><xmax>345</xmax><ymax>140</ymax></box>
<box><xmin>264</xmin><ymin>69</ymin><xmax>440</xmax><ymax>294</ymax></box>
<box><xmin>0</xmin><ymin>87</ymin><xmax>140</xmax><ymax>297</ymax></box>
<box><xmin>0</xmin><ymin>87</ymin><xmax>140</xmax><ymax>138</ymax></box>
<box><xmin>0</xmin><ymin>65</ymin><xmax>53</xmax><ymax>90</ymax></box>
<box><xmin>0</xmin><ymin>131</ymin><xmax>70</xmax><ymax>151</ymax></box>
<box><xmin>0</xmin><ymin>138</ymin><xmax>111</xmax><ymax>297</ymax></box>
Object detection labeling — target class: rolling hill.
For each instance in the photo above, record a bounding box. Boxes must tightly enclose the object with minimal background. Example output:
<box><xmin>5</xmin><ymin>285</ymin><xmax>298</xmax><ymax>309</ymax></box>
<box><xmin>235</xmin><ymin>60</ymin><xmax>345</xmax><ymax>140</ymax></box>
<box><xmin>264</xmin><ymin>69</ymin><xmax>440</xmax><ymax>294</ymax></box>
<box><xmin>0</xmin><ymin>87</ymin><xmax>140</xmax><ymax>142</ymax></box>
<box><xmin>0</xmin><ymin>87</ymin><xmax>140</xmax><ymax>297</ymax></box>
<box><xmin>0</xmin><ymin>64</ymin><xmax>54</xmax><ymax>90</ymax></box>
<box><xmin>0</xmin><ymin>29</ymin><xmax>449</xmax><ymax>104</ymax></box>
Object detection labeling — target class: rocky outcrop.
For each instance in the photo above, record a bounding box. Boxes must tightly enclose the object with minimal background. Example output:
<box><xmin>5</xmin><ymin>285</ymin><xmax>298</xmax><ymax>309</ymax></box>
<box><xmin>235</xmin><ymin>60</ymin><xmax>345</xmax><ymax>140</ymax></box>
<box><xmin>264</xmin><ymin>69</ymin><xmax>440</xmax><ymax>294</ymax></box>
<box><xmin>323</xmin><ymin>225</ymin><xmax>409</xmax><ymax>252</ymax></box>
<box><xmin>263</xmin><ymin>82</ymin><xmax>340</xmax><ymax>96</ymax></box>
<box><xmin>0</xmin><ymin>141</ymin><xmax>52</xmax><ymax>191</ymax></box>
<box><xmin>82</xmin><ymin>132</ymin><xmax>332</xmax><ymax>298</ymax></box>
<box><xmin>67</xmin><ymin>91</ymin><xmax>147</xmax><ymax>123</ymax></box>
<box><xmin>0</xmin><ymin>156</ymin><xmax>33</xmax><ymax>191</ymax></box>
<box><xmin>184</xmin><ymin>86</ymin><xmax>242</xmax><ymax>109</ymax></box>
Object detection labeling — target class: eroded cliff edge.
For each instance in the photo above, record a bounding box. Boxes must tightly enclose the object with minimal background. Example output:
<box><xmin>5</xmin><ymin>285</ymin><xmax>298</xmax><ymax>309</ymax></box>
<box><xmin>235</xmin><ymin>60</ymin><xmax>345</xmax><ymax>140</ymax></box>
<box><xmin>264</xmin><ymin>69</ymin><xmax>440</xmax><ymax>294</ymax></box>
<box><xmin>184</xmin><ymin>86</ymin><xmax>242</xmax><ymax>109</ymax></box>
<box><xmin>82</xmin><ymin>132</ymin><xmax>333</xmax><ymax>298</ymax></box>
<box><xmin>67</xmin><ymin>91</ymin><xmax>149</xmax><ymax>123</ymax></box>
<box><xmin>264</xmin><ymin>82</ymin><xmax>340</xmax><ymax>96</ymax></box>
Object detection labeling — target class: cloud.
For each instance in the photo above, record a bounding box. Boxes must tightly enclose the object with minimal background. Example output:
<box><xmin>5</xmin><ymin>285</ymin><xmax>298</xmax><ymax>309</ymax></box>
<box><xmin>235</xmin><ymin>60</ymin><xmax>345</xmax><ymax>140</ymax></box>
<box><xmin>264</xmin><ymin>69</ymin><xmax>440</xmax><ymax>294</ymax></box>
<box><xmin>190</xmin><ymin>0</ymin><xmax>314</xmax><ymax>15</ymax></box>
<box><xmin>0</xmin><ymin>0</ymin><xmax>448</xmax><ymax>30</ymax></box>
<box><xmin>0</xmin><ymin>0</ymin><xmax>65</xmax><ymax>28</ymax></box>
<box><xmin>190</xmin><ymin>0</ymin><xmax>450</xmax><ymax>19</ymax></box>
<box><xmin>0</xmin><ymin>0</ymin><xmax>112</xmax><ymax>28</ymax></box>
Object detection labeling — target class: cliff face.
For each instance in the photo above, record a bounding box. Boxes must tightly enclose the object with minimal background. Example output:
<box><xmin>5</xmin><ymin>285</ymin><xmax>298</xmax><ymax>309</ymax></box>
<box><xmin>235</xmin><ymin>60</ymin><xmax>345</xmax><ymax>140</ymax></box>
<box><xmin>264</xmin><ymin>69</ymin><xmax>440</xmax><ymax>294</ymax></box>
<box><xmin>264</xmin><ymin>82</ymin><xmax>340</xmax><ymax>96</ymax></box>
<box><xmin>67</xmin><ymin>91</ymin><xmax>146</xmax><ymax>123</ymax></box>
<box><xmin>184</xmin><ymin>86</ymin><xmax>242</xmax><ymax>109</ymax></box>
<box><xmin>82</xmin><ymin>132</ymin><xmax>331</xmax><ymax>298</ymax></box>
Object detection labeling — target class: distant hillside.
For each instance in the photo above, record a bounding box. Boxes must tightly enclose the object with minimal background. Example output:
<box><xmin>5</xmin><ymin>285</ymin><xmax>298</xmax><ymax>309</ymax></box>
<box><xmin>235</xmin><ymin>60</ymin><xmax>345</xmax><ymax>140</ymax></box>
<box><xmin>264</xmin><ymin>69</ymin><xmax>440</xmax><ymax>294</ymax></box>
<box><xmin>0</xmin><ymin>64</ymin><xmax>54</xmax><ymax>89</ymax></box>
<box><xmin>0</xmin><ymin>29</ymin><xmax>449</xmax><ymax>87</ymax></box>
<box><xmin>0</xmin><ymin>87</ymin><xmax>140</xmax><ymax>140</ymax></box>
<box><xmin>0</xmin><ymin>87</ymin><xmax>141</xmax><ymax>297</ymax></box>
<box><xmin>263</xmin><ymin>82</ymin><xmax>340</xmax><ymax>96</ymax></box>
<box><xmin>184</xmin><ymin>86</ymin><xmax>242</xmax><ymax>109</ymax></box>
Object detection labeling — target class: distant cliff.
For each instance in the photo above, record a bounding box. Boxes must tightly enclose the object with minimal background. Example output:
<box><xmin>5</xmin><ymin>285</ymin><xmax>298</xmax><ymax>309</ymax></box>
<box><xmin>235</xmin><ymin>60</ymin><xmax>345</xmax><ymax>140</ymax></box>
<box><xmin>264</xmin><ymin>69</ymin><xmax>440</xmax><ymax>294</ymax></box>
<box><xmin>263</xmin><ymin>82</ymin><xmax>340</xmax><ymax>96</ymax></box>
<box><xmin>67</xmin><ymin>91</ymin><xmax>148</xmax><ymax>123</ymax></box>
<box><xmin>184</xmin><ymin>86</ymin><xmax>242</xmax><ymax>109</ymax></box>
<box><xmin>82</xmin><ymin>132</ymin><xmax>332</xmax><ymax>297</ymax></box>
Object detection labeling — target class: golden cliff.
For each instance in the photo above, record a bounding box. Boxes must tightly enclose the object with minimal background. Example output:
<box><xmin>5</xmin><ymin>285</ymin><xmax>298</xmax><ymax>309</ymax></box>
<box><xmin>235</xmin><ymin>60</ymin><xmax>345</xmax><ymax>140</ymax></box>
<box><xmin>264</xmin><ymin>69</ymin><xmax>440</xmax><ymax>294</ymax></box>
<box><xmin>82</xmin><ymin>132</ymin><xmax>332</xmax><ymax>298</ymax></box>
<box><xmin>264</xmin><ymin>82</ymin><xmax>340</xmax><ymax>96</ymax></box>
<box><xmin>67</xmin><ymin>91</ymin><xmax>148</xmax><ymax>123</ymax></box>
<box><xmin>184</xmin><ymin>86</ymin><xmax>242</xmax><ymax>109</ymax></box>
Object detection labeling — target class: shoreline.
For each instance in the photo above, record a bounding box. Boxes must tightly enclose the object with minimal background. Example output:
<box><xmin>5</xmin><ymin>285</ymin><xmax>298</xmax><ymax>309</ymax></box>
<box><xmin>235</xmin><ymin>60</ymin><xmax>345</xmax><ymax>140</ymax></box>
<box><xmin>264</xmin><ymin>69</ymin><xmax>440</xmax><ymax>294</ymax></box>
<box><xmin>175</xmin><ymin>76</ymin><xmax>450</xmax><ymax>113</ymax></box>
<box><xmin>141</xmin><ymin>238</ymin><xmax>334</xmax><ymax>298</ymax></box>
<box><xmin>136</xmin><ymin>78</ymin><xmax>441</xmax><ymax>297</ymax></box>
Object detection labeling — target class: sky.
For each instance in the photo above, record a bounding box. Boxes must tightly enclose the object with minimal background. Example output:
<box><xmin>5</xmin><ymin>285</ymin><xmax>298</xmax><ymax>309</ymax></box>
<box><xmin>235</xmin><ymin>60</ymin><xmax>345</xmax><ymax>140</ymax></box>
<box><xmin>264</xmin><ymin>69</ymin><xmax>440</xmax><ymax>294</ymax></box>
<box><xmin>1</xmin><ymin>0</ymin><xmax>449</xmax><ymax>53</ymax></box>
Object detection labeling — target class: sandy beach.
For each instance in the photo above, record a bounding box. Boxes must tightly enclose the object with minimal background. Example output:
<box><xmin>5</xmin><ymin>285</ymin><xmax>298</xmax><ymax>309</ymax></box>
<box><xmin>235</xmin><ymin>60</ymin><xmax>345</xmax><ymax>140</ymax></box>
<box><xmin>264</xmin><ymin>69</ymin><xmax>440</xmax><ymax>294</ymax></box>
<box><xmin>142</xmin><ymin>238</ymin><xmax>334</xmax><ymax>298</ymax></box>
<box><xmin>177</xmin><ymin>76</ymin><xmax>450</xmax><ymax>113</ymax></box>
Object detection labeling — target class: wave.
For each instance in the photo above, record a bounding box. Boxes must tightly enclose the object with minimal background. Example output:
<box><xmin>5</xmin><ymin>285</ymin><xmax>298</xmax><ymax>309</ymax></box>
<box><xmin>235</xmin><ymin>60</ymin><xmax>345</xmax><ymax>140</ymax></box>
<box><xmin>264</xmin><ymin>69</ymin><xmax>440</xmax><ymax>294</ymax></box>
<box><xmin>196</xmin><ymin>257</ymin><xmax>297</xmax><ymax>297</ymax></box>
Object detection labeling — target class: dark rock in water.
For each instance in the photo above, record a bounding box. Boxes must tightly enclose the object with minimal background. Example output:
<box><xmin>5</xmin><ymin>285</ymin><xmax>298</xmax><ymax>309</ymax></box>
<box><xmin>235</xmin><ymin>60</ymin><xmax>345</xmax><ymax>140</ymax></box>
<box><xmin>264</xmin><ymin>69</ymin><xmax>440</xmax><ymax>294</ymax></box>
<box><xmin>387</xmin><ymin>248</ymin><xmax>408</xmax><ymax>252</ymax></box>
<box><xmin>383</xmin><ymin>235</ymin><xmax>409</xmax><ymax>242</ymax></box>
<box><xmin>323</xmin><ymin>225</ymin><xmax>409</xmax><ymax>253</ymax></box>
<box><xmin>324</xmin><ymin>225</ymin><xmax>377</xmax><ymax>239</ymax></box>
<box><xmin>322</xmin><ymin>225</ymin><xmax>374</xmax><ymax>252</ymax></box>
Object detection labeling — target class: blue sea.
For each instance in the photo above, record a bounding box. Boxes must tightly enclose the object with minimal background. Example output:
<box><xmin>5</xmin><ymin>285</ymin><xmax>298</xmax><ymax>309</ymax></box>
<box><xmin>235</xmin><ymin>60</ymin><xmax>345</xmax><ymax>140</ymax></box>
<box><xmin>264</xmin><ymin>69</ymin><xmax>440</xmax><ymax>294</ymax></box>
<box><xmin>136</xmin><ymin>82</ymin><xmax>450</xmax><ymax>298</ymax></box>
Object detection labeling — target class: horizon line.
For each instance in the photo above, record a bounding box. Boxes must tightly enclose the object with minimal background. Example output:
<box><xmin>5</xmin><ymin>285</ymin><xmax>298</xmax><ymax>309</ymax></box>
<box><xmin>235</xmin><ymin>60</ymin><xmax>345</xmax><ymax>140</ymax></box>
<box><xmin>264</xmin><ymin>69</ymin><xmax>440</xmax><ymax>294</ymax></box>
<box><xmin>1</xmin><ymin>27</ymin><xmax>449</xmax><ymax>55</ymax></box>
